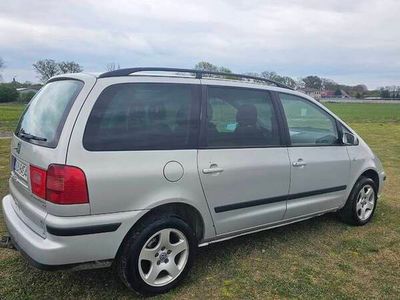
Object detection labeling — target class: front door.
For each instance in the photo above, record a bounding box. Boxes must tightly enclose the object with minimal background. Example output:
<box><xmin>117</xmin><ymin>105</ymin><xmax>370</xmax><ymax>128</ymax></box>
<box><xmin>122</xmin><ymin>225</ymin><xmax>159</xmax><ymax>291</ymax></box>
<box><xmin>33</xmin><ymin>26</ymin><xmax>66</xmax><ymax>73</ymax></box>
<box><xmin>278</xmin><ymin>93</ymin><xmax>350</xmax><ymax>219</ymax></box>
<box><xmin>198</xmin><ymin>84</ymin><xmax>291</xmax><ymax>235</ymax></box>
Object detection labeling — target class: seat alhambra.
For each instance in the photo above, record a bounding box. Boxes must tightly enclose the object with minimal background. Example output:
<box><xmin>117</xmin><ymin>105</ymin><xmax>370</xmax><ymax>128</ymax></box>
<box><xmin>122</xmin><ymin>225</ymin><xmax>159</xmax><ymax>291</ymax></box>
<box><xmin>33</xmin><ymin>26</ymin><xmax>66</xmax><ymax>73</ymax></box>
<box><xmin>2</xmin><ymin>67</ymin><xmax>385</xmax><ymax>295</ymax></box>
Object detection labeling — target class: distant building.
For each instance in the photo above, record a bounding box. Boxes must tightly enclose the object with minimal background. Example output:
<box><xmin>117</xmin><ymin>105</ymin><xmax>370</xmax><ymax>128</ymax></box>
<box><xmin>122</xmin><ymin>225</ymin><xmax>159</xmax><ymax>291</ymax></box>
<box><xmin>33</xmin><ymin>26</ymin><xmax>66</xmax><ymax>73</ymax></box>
<box><xmin>301</xmin><ymin>88</ymin><xmax>321</xmax><ymax>101</ymax></box>
<box><xmin>321</xmin><ymin>90</ymin><xmax>335</xmax><ymax>98</ymax></box>
<box><xmin>339</xmin><ymin>89</ymin><xmax>351</xmax><ymax>98</ymax></box>
<box><xmin>16</xmin><ymin>87</ymin><xmax>39</xmax><ymax>95</ymax></box>
<box><xmin>321</xmin><ymin>89</ymin><xmax>351</xmax><ymax>99</ymax></box>
<box><xmin>364</xmin><ymin>96</ymin><xmax>382</xmax><ymax>100</ymax></box>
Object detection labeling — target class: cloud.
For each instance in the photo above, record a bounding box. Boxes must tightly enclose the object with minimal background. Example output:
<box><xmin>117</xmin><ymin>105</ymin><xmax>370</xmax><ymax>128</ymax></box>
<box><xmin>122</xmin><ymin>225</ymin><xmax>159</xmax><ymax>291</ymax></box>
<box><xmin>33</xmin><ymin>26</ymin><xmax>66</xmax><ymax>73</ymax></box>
<box><xmin>0</xmin><ymin>0</ymin><xmax>399</xmax><ymax>88</ymax></box>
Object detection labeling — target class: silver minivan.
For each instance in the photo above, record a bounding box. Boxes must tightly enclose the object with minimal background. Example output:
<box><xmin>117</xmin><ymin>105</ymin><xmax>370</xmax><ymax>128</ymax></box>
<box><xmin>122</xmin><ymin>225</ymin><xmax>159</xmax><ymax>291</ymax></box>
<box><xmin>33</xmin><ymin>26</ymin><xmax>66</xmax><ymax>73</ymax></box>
<box><xmin>2</xmin><ymin>68</ymin><xmax>385</xmax><ymax>295</ymax></box>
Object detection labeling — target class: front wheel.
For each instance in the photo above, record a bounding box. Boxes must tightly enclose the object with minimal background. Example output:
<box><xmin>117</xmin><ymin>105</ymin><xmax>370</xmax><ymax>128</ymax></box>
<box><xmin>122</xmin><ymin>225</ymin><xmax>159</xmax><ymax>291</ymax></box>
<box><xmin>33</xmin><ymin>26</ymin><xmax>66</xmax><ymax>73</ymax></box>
<box><xmin>116</xmin><ymin>214</ymin><xmax>197</xmax><ymax>295</ymax></box>
<box><xmin>339</xmin><ymin>176</ymin><xmax>377</xmax><ymax>225</ymax></box>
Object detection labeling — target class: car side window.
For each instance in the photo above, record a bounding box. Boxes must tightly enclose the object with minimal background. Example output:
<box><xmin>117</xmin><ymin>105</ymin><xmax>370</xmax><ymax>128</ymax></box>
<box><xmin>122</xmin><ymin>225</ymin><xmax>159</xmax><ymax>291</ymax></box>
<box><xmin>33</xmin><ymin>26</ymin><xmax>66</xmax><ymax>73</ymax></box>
<box><xmin>84</xmin><ymin>83</ymin><xmax>199</xmax><ymax>151</ymax></box>
<box><xmin>206</xmin><ymin>86</ymin><xmax>281</xmax><ymax>147</ymax></box>
<box><xmin>279</xmin><ymin>93</ymin><xmax>339</xmax><ymax>146</ymax></box>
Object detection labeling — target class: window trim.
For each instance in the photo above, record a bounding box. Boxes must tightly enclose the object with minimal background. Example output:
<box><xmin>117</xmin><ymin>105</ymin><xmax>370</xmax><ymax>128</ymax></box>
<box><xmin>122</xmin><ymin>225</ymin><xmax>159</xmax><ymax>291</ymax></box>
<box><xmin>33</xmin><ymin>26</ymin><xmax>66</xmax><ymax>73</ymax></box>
<box><xmin>276</xmin><ymin>91</ymin><xmax>344</xmax><ymax>147</ymax></box>
<box><xmin>82</xmin><ymin>82</ymin><xmax>201</xmax><ymax>152</ymax></box>
<box><xmin>199</xmin><ymin>85</ymin><xmax>286</xmax><ymax>149</ymax></box>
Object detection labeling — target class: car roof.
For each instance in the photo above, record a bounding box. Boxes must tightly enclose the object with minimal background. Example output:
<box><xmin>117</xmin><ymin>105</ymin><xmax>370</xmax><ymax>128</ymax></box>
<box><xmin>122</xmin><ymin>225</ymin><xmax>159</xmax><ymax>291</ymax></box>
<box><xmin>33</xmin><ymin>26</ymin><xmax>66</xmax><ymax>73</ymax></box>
<box><xmin>48</xmin><ymin>70</ymin><xmax>309</xmax><ymax>97</ymax></box>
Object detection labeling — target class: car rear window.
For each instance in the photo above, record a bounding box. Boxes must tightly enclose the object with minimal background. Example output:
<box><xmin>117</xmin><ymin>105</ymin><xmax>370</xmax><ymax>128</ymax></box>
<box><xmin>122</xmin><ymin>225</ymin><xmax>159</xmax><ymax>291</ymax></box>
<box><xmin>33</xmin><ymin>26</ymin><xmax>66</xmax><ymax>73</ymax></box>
<box><xmin>83</xmin><ymin>83</ymin><xmax>200</xmax><ymax>151</ymax></box>
<box><xmin>15</xmin><ymin>79</ymin><xmax>84</xmax><ymax>148</ymax></box>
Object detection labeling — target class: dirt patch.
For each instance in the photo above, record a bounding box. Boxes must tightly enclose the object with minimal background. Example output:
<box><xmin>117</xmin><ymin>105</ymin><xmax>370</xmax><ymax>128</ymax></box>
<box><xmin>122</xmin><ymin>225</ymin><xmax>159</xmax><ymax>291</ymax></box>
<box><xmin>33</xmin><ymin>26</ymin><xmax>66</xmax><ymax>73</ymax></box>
<box><xmin>0</xmin><ymin>132</ymin><xmax>12</xmax><ymax>139</ymax></box>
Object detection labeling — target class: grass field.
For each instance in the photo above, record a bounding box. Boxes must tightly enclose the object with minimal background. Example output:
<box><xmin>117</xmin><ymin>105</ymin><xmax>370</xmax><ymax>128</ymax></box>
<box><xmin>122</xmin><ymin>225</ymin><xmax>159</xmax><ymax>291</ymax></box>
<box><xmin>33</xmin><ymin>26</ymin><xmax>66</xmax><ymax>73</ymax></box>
<box><xmin>0</xmin><ymin>103</ymin><xmax>25</xmax><ymax>136</ymax></box>
<box><xmin>0</xmin><ymin>103</ymin><xmax>399</xmax><ymax>299</ymax></box>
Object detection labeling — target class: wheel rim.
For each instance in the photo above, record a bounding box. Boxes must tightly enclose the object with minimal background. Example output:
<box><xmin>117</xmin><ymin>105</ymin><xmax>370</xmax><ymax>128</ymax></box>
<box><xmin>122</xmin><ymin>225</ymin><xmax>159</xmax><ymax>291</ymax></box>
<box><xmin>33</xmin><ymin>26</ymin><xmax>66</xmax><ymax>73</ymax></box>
<box><xmin>356</xmin><ymin>184</ymin><xmax>375</xmax><ymax>221</ymax></box>
<box><xmin>138</xmin><ymin>228</ymin><xmax>189</xmax><ymax>287</ymax></box>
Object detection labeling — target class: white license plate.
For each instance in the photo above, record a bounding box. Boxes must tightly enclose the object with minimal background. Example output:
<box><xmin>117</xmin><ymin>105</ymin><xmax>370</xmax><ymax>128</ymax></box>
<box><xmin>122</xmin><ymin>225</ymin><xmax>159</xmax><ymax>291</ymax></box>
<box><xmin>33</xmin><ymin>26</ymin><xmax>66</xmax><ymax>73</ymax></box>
<box><xmin>14</xmin><ymin>157</ymin><xmax>28</xmax><ymax>181</ymax></box>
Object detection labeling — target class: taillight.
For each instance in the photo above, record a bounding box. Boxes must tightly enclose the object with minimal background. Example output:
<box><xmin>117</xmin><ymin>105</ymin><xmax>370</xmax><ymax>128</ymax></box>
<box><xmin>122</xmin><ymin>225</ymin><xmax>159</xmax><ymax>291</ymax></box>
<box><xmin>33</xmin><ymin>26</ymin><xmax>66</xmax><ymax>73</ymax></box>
<box><xmin>29</xmin><ymin>164</ymin><xmax>89</xmax><ymax>205</ymax></box>
<box><xmin>46</xmin><ymin>164</ymin><xmax>89</xmax><ymax>205</ymax></box>
<box><xmin>30</xmin><ymin>165</ymin><xmax>47</xmax><ymax>199</ymax></box>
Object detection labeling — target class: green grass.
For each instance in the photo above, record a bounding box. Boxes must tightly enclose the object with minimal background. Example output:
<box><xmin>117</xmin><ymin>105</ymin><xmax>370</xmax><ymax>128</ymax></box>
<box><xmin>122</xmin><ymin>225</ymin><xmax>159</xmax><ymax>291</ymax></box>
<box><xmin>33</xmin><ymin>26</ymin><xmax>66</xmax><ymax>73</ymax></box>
<box><xmin>324</xmin><ymin>103</ymin><xmax>400</xmax><ymax>123</ymax></box>
<box><xmin>0</xmin><ymin>103</ymin><xmax>399</xmax><ymax>299</ymax></box>
<box><xmin>0</xmin><ymin>103</ymin><xmax>25</xmax><ymax>135</ymax></box>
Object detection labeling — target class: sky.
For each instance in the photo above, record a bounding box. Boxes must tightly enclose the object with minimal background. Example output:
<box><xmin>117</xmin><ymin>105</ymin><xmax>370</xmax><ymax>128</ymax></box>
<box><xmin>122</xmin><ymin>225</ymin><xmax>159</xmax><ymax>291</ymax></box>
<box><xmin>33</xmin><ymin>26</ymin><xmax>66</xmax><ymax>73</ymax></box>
<box><xmin>0</xmin><ymin>0</ymin><xmax>399</xmax><ymax>89</ymax></box>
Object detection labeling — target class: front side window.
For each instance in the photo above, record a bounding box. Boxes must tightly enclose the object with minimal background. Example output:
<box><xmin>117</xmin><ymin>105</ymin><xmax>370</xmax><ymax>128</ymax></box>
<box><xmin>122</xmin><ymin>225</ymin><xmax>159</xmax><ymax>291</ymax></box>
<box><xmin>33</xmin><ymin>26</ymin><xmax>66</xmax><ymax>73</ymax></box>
<box><xmin>279</xmin><ymin>93</ymin><xmax>339</xmax><ymax>146</ymax></box>
<box><xmin>206</xmin><ymin>86</ymin><xmax>281</xmax><ymax>147</ymax></box>
<box><xmin>84</xmin><ymin>83</ymin><xmax>199</xmax><ymax>151</ymax></box>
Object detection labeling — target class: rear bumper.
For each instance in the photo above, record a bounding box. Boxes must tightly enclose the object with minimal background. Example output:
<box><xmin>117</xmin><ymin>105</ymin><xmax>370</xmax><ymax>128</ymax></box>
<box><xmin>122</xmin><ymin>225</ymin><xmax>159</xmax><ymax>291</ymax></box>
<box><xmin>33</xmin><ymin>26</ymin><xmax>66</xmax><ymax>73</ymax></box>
<box><xmin>2</xmin><ymin>194</ymin><xmax>147</xmax><ymax>269</ymax></box>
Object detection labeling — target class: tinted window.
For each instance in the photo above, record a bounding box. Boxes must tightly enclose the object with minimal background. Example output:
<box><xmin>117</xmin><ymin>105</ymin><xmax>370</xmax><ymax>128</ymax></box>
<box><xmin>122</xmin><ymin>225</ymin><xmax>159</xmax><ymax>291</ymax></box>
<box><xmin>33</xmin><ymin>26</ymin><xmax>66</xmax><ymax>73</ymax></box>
<box><xmin>206</xmin><ymin>86</ymin><xmax>281</xmax><ymax>147</ymax></box>
<box><xmin>279</xmin><ymin>93</ymin><xmax>339</xmax><ymax>146</ymax></box>
<box><xmin>84</xmin><ymin>83</ymin><xmax>199</xmax><ymax>151</ymax></box>
<box><xmin>16</xmin><ymin>80</ymin><xmax>83</xmax><ymax>147</ymax></box>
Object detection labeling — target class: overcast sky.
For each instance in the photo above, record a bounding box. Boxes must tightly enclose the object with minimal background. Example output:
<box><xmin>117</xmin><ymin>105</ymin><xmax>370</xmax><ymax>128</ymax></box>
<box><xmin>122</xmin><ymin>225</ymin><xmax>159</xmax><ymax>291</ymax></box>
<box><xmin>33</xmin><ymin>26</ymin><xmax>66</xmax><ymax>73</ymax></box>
<box><xmin>0</xmin><ymin>0</ymin><xmax>399</xmax><ymax>89</ymax></box>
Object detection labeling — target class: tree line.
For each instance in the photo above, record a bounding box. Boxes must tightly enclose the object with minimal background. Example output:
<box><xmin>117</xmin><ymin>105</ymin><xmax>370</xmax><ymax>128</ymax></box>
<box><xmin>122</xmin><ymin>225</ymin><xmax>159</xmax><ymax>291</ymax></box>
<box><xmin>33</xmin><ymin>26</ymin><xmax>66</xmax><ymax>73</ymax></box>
<box><xmin>194</xmin><ymin>61</ymin><xmax>376</xmax><ymax>98</ymax></box>
<box><xmin>0</xmin><ymin>57</ymin><xmax>399</xmax><ymax>102</ymax></box>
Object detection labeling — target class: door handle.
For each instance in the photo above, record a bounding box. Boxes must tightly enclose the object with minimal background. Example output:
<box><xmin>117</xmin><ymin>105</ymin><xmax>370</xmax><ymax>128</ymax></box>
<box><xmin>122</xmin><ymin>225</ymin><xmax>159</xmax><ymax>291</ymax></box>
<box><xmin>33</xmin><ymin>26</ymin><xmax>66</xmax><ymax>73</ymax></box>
<box><xmin>202</xmin><ymin>164</ymin><xmax>224</xmax><ymax>174</ymax></box>
<box><xmin>292</xmin><ymin>159</ymin><xmax>307</xmax><ymax>167</ymax></box>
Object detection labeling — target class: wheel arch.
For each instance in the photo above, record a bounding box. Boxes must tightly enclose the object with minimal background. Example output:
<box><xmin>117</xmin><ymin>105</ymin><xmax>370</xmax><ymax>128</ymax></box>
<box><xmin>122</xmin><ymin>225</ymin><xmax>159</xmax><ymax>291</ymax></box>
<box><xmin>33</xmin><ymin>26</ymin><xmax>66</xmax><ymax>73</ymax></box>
<box><xmin>145</xmin><ymin>202</ymin><xmax>205</xmax><ymax>242</ymax></box>
<box><xmin>359</xmin><ymin>168</ymin><xmax>380</xmax><ymax>192</ymax></box>
<box><xmin>115</xmin><ymin>202</ymin><xmax>206</xmax><ymax>260</ymax></box>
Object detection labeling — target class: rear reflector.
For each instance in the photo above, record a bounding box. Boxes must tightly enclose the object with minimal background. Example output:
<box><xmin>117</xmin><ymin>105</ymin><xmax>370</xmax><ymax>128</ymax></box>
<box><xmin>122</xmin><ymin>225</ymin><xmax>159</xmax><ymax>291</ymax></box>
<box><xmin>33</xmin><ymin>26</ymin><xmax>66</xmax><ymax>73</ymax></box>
<box><xmin>46</xmin><ymin>164</ymin><xmax>89</xmax><ymax>205</ymax></box>
<box><xmin>30</xmin><ymin>165</ymin><xmax>47</xmax><ymax>199</ymax></box>
<box><xmin>29</xmin><ymin>164</ymin><xmax>89</xmax><ymax>205</ymax></box>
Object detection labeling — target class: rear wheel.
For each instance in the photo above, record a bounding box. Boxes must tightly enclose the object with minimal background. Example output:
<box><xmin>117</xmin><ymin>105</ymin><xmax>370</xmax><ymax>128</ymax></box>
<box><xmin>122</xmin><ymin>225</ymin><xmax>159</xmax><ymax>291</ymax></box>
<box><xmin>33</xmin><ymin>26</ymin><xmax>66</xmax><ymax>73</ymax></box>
<box><xmin>339</xmin><ymin>176</ymin><xmax>377</xmax><ymax>225</ymax></box>
<box><xmin>116</xmin><ymin>213</ymin><xmax>197</xmax><ymax>295</ymax></box>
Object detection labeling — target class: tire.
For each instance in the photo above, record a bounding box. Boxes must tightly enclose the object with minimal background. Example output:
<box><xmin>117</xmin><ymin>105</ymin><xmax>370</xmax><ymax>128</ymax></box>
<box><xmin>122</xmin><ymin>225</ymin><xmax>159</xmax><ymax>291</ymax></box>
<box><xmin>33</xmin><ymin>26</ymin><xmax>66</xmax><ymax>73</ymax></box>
<box><xmin>339</xmin><ymin>176</ymin><xmax>377</xmax><ymax>226</ymax></box>
<box><xmin>115</xmin><ymin>213</ymin><xmax>197</xmax><ymax>296</ymax></box>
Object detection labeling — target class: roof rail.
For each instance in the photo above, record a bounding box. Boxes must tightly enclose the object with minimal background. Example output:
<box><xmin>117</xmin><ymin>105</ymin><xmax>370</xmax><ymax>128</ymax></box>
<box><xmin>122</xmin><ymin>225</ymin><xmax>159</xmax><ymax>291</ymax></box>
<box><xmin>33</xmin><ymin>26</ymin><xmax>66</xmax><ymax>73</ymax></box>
<box><xmin>98</xmin><ymin>67</ymin><xmax>293</xmax><ymax>90</ymax></box>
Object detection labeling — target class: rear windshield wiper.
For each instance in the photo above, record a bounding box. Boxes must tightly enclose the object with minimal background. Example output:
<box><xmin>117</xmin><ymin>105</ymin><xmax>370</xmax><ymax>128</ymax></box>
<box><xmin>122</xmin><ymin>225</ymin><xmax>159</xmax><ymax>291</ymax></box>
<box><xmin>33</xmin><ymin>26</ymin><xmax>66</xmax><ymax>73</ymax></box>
<box><xmin>18</xmin><ymin>129</ymin><xmax>47</xmax><ymax>142</ymax></box>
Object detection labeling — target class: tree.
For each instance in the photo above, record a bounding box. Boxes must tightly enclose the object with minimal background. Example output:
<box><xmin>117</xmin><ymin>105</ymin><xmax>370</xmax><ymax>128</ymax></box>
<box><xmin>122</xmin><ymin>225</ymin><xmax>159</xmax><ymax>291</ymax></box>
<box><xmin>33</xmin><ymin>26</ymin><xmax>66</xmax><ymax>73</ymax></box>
<box><xmin>0</xmin><ymin>57</ymin><xmax>4</xmax><ymax>81</ymax></box>
<box><xmin>194</xmin><ymin>61</ymin><xmax>219</xmax><ymax>72</ymax></box>
<box><xmin>380</xmin><ymin>88</ymin><xmax>390</xmax><ymax>99</ymax></box>
<box><xmin>18</xmin><ymin>91</ymin><xmax>36</xmax><ymax>103</ymax></box>
<box><xmin>218</xmin><ymin>66</ymin><xmax>233</xmax><ymax>74</ymax></box>
<box><xmin>279</xmin><ymin>76</ymin><xmax>296</xmax><ymax>88</ymax></box>
<box><xmin>0</xmin><ymin>84</ymin><xmax>18</xmax><ymax>103</ymax></box>
<box><xmin>335</xmin><ymin>88</ymin><xmax>342</xmax><ymax>97</ymax></box>
<box><xmin>194</xmin><ymin>61</ymin><xmax>233</xmax><ymax>79</ymax></box>
<box><xmin>33</xmin><ymin>59</ymin><xmax>83</xmax><ymax>83</ymax></box>
<box><xmin>33</xmin><ymin>59</ymin><xmax>60</xmax><ymax>83</ymax></box>
<box><xmin>302</xmin><ymin>75</ymin><xmax>322</xmax><ymax>89</ymax></box>
<box><xmin>106</xmin><ymin>62</ymin><xmax>121</xmax><ymax>71</ymax></box>
<box><xmin>259</xmin><ymin>71</ymin><xmax>297</xmax><ymax>88</ymax></box>
<box><xmin>321</xmin><ymin>78</ymin><xmax>338</xmax><ymax>90</ymax></box>
<box><xmin>58</xmin><ymin>61</ymin><xmax>83</xmax><ymax>74</ymax></box>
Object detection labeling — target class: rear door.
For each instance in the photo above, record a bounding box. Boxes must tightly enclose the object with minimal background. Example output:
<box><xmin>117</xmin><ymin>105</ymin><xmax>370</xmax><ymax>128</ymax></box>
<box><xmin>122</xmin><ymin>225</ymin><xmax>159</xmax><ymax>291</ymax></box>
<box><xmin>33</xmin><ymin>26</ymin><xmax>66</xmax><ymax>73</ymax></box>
<box><xmin>9</xmin><ymin>76</ymin><xmax>95</xmax><ymax>237</ymax></box>
<box><xmin>277</xmin><ymin>92</ymin><xmax>350</xmax><ymax>219</ymax></box>
<box><xmin>197</xmin><ymin>84</ymin><xmax>291</xmax><ymax>235</ymax></box>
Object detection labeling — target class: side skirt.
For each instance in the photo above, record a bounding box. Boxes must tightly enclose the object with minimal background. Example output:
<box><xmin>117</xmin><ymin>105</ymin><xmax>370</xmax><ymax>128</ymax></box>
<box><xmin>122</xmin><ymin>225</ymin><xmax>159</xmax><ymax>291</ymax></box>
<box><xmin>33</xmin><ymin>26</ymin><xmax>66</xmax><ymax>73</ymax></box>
<box><xmin>198</xmin><ymin>207</ymin><xmax>339</xmax><ymax>247</ymax></box>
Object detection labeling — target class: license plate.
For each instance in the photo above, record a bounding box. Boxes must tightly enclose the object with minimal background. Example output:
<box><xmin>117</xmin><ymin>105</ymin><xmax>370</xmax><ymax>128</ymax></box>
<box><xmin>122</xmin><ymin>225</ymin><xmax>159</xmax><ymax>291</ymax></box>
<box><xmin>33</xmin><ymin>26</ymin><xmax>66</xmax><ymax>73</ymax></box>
<box><xmin>14</xmin><ymin>157</ymin><xmax>28</xmax><ymax>181</ymax></box>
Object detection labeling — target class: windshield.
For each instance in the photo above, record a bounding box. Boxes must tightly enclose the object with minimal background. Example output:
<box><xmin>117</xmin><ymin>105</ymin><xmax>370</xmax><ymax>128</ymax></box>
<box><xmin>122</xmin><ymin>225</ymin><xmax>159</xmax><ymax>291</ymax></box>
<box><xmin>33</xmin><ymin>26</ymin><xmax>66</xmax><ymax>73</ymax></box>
<box><xmin>15</xmin><ymin>79</ymin><xmax>84</xmax><ymax>148</ymax></box>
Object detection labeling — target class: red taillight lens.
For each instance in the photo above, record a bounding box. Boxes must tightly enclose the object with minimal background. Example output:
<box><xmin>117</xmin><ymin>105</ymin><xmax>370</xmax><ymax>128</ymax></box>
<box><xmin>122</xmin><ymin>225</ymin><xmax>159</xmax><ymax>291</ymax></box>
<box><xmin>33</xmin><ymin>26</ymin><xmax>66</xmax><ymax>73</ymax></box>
<box><xmin>30</xmin><ymin>165</ymin><xmax>47</xmax><ymax>199</ymax></box>
<box><xmin>46</xmin><ymin>164</ymin><xmax>89</xmax><ymax>205</ymax></box>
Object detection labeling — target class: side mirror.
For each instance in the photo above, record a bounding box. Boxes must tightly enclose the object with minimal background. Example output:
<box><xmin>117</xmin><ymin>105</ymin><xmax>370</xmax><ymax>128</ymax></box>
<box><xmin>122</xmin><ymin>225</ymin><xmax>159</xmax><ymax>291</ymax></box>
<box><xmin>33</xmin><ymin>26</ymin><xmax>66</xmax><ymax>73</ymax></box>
<box><xmin>343</xmin><ymin>132</ymin><xmax>359</xmax><ymax>145</ymax></box>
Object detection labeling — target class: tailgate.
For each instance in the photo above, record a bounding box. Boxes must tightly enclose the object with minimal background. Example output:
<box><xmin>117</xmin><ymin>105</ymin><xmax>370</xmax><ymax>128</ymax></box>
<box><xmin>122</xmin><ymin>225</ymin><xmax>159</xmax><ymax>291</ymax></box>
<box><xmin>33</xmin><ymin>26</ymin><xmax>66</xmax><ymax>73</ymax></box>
<box><xmin>8</xmin><ymin>76</ymin><xmax>95</xmax><ymax>237</ymax></box>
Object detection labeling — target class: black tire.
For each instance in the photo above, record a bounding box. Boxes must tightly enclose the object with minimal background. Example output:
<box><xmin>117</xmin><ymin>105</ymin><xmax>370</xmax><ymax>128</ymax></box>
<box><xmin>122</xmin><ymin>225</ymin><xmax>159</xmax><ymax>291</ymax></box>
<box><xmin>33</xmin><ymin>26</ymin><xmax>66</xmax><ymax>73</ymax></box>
<box><xmin>338</xmin><ymin>176</ymin><xmax>377</xmax><ymax>226</ymax></box>
<box><xmin>115</xmin><ymin>213</ymin><xmax>197</xmax><ymax>296</ymax></box>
